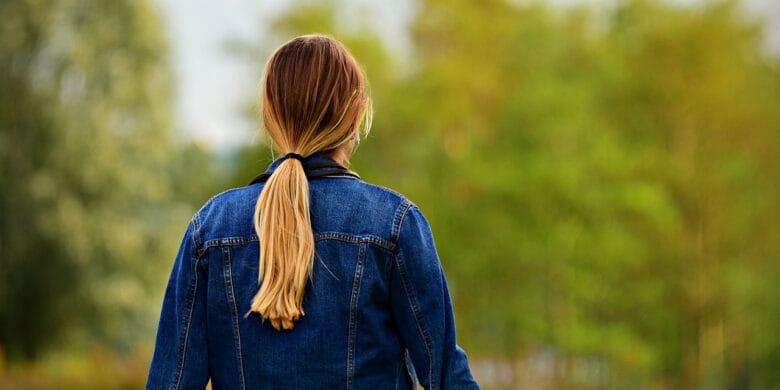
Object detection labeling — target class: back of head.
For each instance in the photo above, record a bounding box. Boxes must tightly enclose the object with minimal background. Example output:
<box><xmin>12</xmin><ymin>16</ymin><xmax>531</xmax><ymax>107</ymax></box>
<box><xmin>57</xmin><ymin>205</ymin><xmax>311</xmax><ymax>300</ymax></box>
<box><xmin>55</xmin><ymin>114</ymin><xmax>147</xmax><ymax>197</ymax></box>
<box><xmin>248</xmin><ymin>34</ymin><xmax>373</xmax><ymax>330</ymax></box>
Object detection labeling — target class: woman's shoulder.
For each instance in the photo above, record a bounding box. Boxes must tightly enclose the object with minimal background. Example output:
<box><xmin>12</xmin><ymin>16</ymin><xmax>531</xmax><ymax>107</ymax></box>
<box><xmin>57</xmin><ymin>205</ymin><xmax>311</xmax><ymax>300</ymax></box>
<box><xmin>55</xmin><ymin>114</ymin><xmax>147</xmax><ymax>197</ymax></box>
<box><xmin>189</xmin><ymin>178</ymin><xmax>426</xmax><ymax>246</ymax></box>
<box><xmin>311</xmin><ymin>179</ymin><xmax>426</xmax><ymax>245</ymax></box>
<box><xmin>185</xmin><ymin>185</ymin><xmax>262</xmax><ymax>243</ymax></box>
<box><xmin>351</xmin><ymin>179</ymin><xmax>416</xmax><ymax>208</ymax></box>
<box><xmin>328</xmin><ymin>178</ymin><xmax>420</xmax><ymax>217</ymax></box>
<box><xmin>199</xmin><ymin>178</ymin><xmax>415</xmax><ymax>212</ymax></box>
<box><xmin>197</xmin><ymin>185</ymin><xmax>261</xmax><ymax>220</ymax></box>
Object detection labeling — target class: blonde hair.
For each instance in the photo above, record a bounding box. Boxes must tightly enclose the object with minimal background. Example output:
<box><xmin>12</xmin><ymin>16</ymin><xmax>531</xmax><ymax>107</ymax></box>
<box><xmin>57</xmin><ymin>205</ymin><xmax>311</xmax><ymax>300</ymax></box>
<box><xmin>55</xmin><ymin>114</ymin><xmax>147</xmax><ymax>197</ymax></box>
<box><xmin>248</xmin><ymin>34</ymin><xmax>373</xmax><ymax>330</ymax></box>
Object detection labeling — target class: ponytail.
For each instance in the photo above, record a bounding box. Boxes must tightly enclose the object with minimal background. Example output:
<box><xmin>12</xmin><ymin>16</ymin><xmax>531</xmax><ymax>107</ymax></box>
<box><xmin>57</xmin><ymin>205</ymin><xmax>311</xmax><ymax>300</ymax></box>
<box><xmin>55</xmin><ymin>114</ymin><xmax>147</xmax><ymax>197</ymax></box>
<box><xmin>245</xmin><ymin>34</ymin><xmax>373</xmax><ymax>330</ymax></box>
<box><xmin>248</xmin><ymin>155</ymin><xmax>314</xmax><ymax>330</ymax></box>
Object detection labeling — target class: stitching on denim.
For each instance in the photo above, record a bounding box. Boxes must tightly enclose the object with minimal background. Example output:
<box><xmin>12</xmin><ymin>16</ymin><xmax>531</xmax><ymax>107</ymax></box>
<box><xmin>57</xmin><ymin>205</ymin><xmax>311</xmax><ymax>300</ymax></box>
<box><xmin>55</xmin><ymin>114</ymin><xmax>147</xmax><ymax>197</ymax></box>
<box><xmin>171</xmin><ymin>257</ymin><xmax>199</xmax><ymax>390</ymax></box>
<box><xmin>391</xmin><ymin>200</ymin><xmax>413</xmax><ymax>247</ymax></box>
<box><xmin>346</xmin><ymin>243</ymin><xmax>366</xmax><ymax>390</ymax></box>
<box><xmin>315</xmin><ymin>231</ymin><xmax>361</xmax><ymax>244</ymax></box>
<box><xmin>198</xmin><ymin>231</ymin><xmax>397</xmax><ymax>257</ymax></box>
<box><xmin>222</xmin><ymin>247</ymin><xmax>247</xmax><ymax>390</ymax></box>
<box><xmin>394</xmin><ymin>209</ymin><xmax>437</xmax><ymax>390</ymax></box>
<box><xmin>200</xmin><ymin>235</ymin><xmax>259</xmax><ymax>256</ymax></box>
<box><xmin>314</xmin><ymin>231</ymin><xmax>394</xmax><ymax>251</ymax></box>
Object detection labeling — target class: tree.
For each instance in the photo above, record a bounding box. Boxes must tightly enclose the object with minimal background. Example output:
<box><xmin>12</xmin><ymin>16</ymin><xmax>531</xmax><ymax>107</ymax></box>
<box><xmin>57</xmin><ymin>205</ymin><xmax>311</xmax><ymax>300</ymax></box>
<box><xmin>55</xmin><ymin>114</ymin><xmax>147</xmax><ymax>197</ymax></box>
<box><xmin>0</xmin><ymin>0</ymin><xmax>194</xmax><ymax>361</ymax></box>
<box><xmin>230</xmin><ymin>0</ymin><xmax>780</xmax><ymax>386</ymax></box>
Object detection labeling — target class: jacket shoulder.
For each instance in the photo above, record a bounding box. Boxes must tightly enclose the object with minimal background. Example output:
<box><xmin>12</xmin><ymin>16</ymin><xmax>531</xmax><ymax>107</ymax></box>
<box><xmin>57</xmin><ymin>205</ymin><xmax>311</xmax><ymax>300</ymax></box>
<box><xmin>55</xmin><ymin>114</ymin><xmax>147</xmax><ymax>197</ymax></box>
<box><xmin>191</xmin><ymin>179</ymin><xmax>420</xmax><ymax>246</ymax></box>
<box><xmin>318</xmin><ymin>179</ymin><xmax>419</xmax><ymax>244</ymax></box>
<box><xmin>354</xmin><ymin>180</ymin><xmax>415</xmax><ymax>208</ymax></box>
<box><xmin>193</xmin><ymin>185</ymin><xmax>262</xmax><ymax>241</ymax></box>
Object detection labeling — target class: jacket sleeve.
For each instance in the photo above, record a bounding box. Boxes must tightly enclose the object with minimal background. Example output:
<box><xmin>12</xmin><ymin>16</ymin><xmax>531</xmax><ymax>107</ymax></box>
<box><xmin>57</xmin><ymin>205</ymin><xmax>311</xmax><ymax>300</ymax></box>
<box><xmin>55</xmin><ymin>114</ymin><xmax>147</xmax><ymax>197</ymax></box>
<box><xmin>390</xmin><ymin>204</ymin><xmax>479</xmax><ymax>389</ymax></box>
<box><xmin>147</xmin><ymin>217</ymin><xmax>209</xmax><ymax>390</ymax></box>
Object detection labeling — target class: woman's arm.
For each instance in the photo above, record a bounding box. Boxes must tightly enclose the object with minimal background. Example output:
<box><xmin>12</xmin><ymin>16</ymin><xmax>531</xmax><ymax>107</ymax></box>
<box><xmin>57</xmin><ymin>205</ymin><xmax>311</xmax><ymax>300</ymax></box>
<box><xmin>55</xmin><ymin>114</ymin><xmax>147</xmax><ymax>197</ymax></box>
<box><xmin>147</xmin><ymin>217</ymin><xmax>209</xmax><ymax>389</ymax></box>
<box><xmin>390</xmin><ymin>204</ymin><xmax>479</xmax><ymax>389</ymax></box>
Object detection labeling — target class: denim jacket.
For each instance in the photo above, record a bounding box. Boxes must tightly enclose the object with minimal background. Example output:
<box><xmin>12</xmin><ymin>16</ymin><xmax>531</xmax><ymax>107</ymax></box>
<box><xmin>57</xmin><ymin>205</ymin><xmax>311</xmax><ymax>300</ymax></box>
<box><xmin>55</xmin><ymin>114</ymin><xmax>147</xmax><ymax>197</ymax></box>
<box><xmin>146</xmin><ymin>153</ymin><xmax>479</xmax><ymax>389</ymax></box>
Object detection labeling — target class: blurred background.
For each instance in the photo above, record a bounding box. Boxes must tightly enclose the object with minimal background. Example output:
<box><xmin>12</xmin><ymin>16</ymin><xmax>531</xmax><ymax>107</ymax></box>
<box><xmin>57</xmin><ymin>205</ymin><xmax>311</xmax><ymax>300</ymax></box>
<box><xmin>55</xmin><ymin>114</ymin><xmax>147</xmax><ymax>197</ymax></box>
<box><xmin>1</xmin><ymin>0</ymin><xmax>779</xmax><ymax>388</ymax></box>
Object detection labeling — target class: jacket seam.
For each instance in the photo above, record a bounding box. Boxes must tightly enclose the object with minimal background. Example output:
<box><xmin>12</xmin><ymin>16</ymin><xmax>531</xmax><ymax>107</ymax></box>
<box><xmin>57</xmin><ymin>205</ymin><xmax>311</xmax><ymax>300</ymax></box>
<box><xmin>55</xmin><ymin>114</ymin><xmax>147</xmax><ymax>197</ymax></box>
<box><xmin>198</xmin><ymin>232</ymin><xmax>395</xmax><ymax>255</ymax></box>
<box><xmin>222</xmin><ymin>247</ymin><xmax>247</xmax><ymax>390</ymax></box>
<box><xmin>315</xmin><ymin>231</ymin><xmax>395</xmax><ymax>250</ymax></box>
<box><xmin>171</xmin><ymin>255</ymin><xmax>199</xmax><ymax>390</ymax></box>
<box><xmin>390</xmin><ymin>200</ymin><xmax>414</xmax><ymax>247</ymax></box>
<box><xmin>346</xmin><ymin>243</ymin><xmax>366</xmax><ymax>390</ymax></box>
<box><xmin>394</xmin><ymin>245</ymin><xmax>436</xmax><ymax>390</ymax></box>
<box><xmin>199</xmin><ymin>235</ymin><xmax>258</xmax><ymax>256</ymax></box>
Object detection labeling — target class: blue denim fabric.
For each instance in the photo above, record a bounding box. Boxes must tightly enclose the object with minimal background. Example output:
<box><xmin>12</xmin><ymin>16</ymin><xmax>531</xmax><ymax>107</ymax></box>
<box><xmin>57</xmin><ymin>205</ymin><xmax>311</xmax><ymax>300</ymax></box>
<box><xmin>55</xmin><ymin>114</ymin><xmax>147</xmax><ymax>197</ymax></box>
<box><xmin>146</xmin><ymin>153</ymin><xmax>479</xmax><ymax>389</ymax></box>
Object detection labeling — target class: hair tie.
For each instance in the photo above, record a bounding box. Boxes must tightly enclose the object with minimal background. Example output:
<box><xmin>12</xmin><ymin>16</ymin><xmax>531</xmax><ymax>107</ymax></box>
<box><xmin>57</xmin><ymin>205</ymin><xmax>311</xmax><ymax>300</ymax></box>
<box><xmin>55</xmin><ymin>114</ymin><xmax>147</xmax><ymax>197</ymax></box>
<box><xmin>281</xmin><ymin>152</ymin><xmax>306</xmax><ymax>162</ymax></box>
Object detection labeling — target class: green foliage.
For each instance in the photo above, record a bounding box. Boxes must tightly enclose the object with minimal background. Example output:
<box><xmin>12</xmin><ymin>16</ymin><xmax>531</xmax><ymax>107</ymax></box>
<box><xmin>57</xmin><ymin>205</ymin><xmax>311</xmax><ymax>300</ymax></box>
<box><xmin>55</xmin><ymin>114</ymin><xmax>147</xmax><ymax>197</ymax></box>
<box><xmin>0</xmin><ymin>0</ymin><xmax>196</xmax><ymax>361</ymax></box>
<box><xmin>229</xmin><ymin>0</ymin><xmax>780</xmax><ymax>387</ymax></box>
<box><xmin>2</xmin><ymin>0</ymin><xmax>779</xmax><ymax>388</ymax></box>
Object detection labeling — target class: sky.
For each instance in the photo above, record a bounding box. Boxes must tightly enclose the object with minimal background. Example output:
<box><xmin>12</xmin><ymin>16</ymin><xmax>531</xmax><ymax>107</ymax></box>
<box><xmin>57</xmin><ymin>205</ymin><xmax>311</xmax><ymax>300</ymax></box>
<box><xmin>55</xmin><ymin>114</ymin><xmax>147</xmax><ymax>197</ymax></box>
<box><xmin>154</xmin><ymin>0</ymin><xmax>415</xmax><ymax>152</ymax></box>
<box><xmin>154</xmin><ymin>0</ymin><xmax>780</xmax><ymax>153</ymax></box>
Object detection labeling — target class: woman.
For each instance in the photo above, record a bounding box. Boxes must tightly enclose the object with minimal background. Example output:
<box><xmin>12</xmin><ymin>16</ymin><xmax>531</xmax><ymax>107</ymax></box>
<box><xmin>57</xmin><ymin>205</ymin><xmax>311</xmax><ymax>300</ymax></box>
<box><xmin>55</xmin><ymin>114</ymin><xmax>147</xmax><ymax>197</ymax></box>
<box><xmin>147</xmin><ymin>34</ymin><xmax>479</xmax><ymax>389</ymax></box>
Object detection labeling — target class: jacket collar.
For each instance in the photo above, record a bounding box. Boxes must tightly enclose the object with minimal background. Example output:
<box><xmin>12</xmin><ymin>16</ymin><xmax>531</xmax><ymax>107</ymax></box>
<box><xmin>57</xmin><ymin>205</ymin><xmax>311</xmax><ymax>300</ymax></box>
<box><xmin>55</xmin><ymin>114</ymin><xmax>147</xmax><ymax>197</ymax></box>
<box><xmin>249</xmin><ymin>151</ymin><xmax>359</xmax><ymax>185</ymax></box>
<box><xmin>263</xmin><ymin>151</ymin><xmax>340</xmax><ymax>175</ymax></box>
